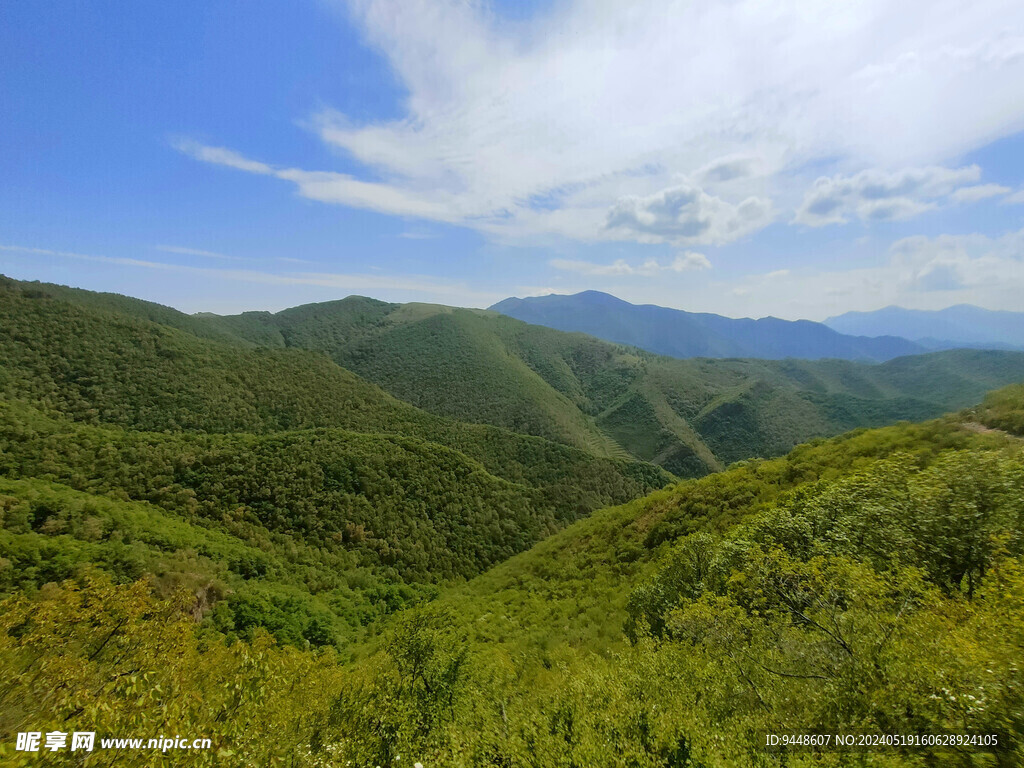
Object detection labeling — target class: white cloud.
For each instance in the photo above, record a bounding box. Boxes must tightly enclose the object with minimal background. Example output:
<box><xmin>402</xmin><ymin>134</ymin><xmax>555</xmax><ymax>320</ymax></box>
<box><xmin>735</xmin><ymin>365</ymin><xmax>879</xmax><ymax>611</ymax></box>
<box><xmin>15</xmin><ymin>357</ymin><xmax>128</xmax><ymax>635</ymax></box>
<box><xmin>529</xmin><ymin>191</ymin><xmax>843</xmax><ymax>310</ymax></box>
<box><xmin>889</xmin><ymin>229</ymin><xmax>1024</xmax><ymax>292</ymax></box>
<box><xmin>515</xmin><ymin>286</ymin><xmax>562</xmax><ymax>297</ymax></box>
<box><xmin>605</xmin><ymin>182</ymin><xmax>772</xmax><ymax>245</ymax></box>
<box><xmin>715</xmin><ymin>226</ymin><xmax>1024</xmax><ymax>317</ymax></box>
<box><xmin>949</xmin><ymin>183</ymin><xmax>1012</xmax><ymax>203</ymax></box>
<box><xmin>0</xmin><ymin>244</ymin><xmax>500</xmax><ymax>306</ymax></box>
<box><xmin>672</xmin><ymin>252</ymin><xmax>713</xmax><ymax>272</ymax></box>
<box><xmin>174</xmin><ymin>140</ymin><xmax>463</xmax><ymax>222</ymax></box>
<box><xmin>551</xmin><ymin>251</ymin><xmax>710</xmax><ymax>277</ymax></box>
<box><xmin>173</xmin><ymin>140</ymin><xmax>274</xmax><ymax>175</ymax></box>
<box><xmin>794</xmin><ymin>165</ymin><xmax>981</xmax><ymax>226</ymax></box>
<box><xmin>175</xmin><ymin>0</ymin><xmax>1024</xmax><ymax>243</ymax></box>
<box><xmin>155</xmin><ymin>245</ymin><xmax>240</xmax><ymax>261</ymax></box>
<box><xmin>1002</xmin><ymin>189</ymin><xmax>1024</xmax><ymax>204</ymax></box>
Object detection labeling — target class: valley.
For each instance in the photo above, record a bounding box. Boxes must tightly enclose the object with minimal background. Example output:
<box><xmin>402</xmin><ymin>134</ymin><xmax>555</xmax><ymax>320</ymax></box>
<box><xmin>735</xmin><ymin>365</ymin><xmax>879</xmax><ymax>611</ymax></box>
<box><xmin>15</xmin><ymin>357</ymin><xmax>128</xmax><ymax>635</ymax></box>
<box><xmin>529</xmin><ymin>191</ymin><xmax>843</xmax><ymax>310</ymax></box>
<box><xmin>2</xmin><ymin>275</ymin><xmax>1023</xmax><ymax>766</ymax></box>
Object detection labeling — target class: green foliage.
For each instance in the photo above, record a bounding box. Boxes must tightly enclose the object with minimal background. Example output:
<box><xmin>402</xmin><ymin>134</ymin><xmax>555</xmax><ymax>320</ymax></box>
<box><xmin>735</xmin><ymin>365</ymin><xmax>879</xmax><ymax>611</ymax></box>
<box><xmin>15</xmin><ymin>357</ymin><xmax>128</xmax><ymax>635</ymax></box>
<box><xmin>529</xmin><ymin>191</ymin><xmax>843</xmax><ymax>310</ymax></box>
<box><xmin>0</xmin><ymin>401</ymin><xmax>664</xmax><ymax>582</ymax></box>
<box><xmin>203</xmin><ymin>290</ymin><xmax>1024</xmax><ymax>475</ymax></box>
<box><xmin>329</xmin><ymin>607</ymin><xmax>471</xmax><ymax>765</ymax></box>
<box><xmin>0</xmin><ymin>475</ymin><xmax>412</xmax><ymax>649</ymax></box>
<box><xmin>318</xmin><ymin>414</ymin><xmax>1024</xmax><ymax>766</ymax></box>
<box><xmin>0</xmin><ymin>275</ymin><xmax>671</xmax><ymax>646</ymax></box>
<box><xmin>6</xmin><ymin>275</ymin><xmax>1024</xmax><ymax>481</ymax></box>
<box><xmin>3</xmin><ymin>274</ymin><xmax>1024</xmax><ymax>765</ymax></box>
<box><xmin>0</xmin><ymin>576</ymin><xmax>342</xmax><ymax>767</ymax></box>
<box><xmin>629</xmin><ymin>450</ymin><xmax>1024</xmax><ymax>640</ymax></box>
<box><xmin>0</xmin><ymin>276</ymin><xmax>668</xmax><ymax>493</ymax></box>
<box><xmin>2</xmin><ymin>394</ymin><xmax>1024</xmax><ymax>764</ymax></box>
<box><xmin>975</xmin><ymin>383</ymin><xmax>1024</xmax><ymax>435</ymax></box>
<box><xmin>0</xmin><ymin>400</ymin><xmax>667</xmax><ymax>648</ymax></box>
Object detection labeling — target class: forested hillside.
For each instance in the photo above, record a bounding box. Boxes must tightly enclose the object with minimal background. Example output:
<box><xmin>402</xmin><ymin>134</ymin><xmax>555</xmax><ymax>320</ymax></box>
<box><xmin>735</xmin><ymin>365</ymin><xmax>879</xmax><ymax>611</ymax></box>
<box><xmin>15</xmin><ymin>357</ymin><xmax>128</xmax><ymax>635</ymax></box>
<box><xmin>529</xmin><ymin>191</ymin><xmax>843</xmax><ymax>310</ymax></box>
<box><xmin>7</xmin><ymin>275</ymin><xmax>1024</xmax><ymax>480</ymax></box>
<box><xmin>203</xmin><ymin>291</ymin><xmax>1024</xmax><ymax>476</ymax></box>
<box><xmin>0</xmin><ymin>276</ymin><xmax>670</xmax><ymax>646</ymax></box>
<box><xmin>0</xmin><ymin>400</ymin><xmax>661</xmax><ymax>647</ymax></box>
<box><xmin>4</xmin><ymin>387</ymin><xmax>1023</xmax><ymax>766</ymax></box>
<box><xmin>3</xmin><ymin>275</ymin><xmax>1024</xmax><ymax>766</ymax></box>
<box><xmin>0</xmin><ymin>276</ymin><xmax>667</xmax><ymax>485</ymax></box>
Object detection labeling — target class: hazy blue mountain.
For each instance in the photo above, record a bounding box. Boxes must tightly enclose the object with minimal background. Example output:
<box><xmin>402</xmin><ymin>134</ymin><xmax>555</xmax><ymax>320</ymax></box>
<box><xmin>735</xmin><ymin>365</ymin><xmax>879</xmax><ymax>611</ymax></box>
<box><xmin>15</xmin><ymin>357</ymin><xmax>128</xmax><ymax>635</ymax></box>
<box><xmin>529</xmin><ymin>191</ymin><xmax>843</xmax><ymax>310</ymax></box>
<box><xmin>825</xmin><ymin>305</ymin><xmax>1024</xmax><ymax>349</ymax></box>
<box><xmin>490</xmin><ymin>291</ymin><xmax>923</xmax><ymax>361</ymax></box>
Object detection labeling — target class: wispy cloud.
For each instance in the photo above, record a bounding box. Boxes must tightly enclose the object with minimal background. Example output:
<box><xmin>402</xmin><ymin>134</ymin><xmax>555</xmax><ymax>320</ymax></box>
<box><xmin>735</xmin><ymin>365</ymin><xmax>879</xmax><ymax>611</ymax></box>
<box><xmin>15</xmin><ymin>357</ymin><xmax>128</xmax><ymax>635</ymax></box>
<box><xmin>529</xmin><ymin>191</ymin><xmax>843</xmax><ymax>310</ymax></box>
<box><xmin>154</xmin><ymin>244</ymin><xmax>241</xmax><ymax>261</ymax></box>
<box><xmin>275</xmin><ymin>256</ymin><xmax>318</xmax><ymax>265</ymax></box>
<box><xmin>0</xmin><ymin>244</ymin><xmax>500</xmax><ymax>306</ymax></box>
<box><xmin>157</xmin><ymin>244</ymin><xmax>320</xmax><ymax>267</ymax></box>
<box><xmin>949</xmin><ymin>184</ymin><xmax>1012</xmax><ymax>203</ymax></box>
<box><xmin>171</xmin><ymin>140</ymin><xmax>274</xmax><ymax>175</ymax></box>
<box><xmin>551</xmin><ymin>252</ymin><xmax>710</xmax><ymax>277</ymax></box>
<box><xmin>794</xmin><ymin>165</ymin><xmax>983</xmax><ymax>227</ymax></box>
<box><xmin>174</xmin><ymin>139</ymin><xmax>462</xmax><ymax>222</ymax></box>
<box><xmin>174</xmin><ymin>2</ymin><xmax>1024</xmax><ymax>242</ymax></box>
<box><xmin>717</xmin><ymin>226</ymin><xmax>1024</xmax><ymax>317</ymax></box>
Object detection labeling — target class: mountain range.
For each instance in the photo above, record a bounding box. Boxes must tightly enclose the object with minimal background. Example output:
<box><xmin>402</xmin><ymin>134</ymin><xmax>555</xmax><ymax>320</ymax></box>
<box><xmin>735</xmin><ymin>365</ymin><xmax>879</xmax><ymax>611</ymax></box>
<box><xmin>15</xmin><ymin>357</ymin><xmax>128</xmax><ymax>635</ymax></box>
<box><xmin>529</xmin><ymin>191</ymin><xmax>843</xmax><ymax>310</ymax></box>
<box><xmin>490</xmin><ymin>290</ymin><xmax>925</xmax><ymax>361</ymax></box>
<box><xmin>6</xmin><ymin>276</ymin><xmax>1024</xmax><ymax>486</ymax></box>
<box><xmin>4</xmin><ymin>273</ymin><xmax>1024</xmax><ymax>633</ymax></box>
<box><xmin>197</xmin><ymin>292</ymin><xmax>1024</xmax><ymax>477</ymax></box>
<box><xmin>491</xmin><ymin>290</ymin><xmax>1024</xmax><ymax>359</ymax></box>
<box><xmin>4</xmin><ymin>273</ymin><xmax>1024</xmax><ymax>764</ymax></box>
<box><xmin>825</xmin><ymin>304</ymin><xmax>1024</xmax><ymax>349</ymax></box>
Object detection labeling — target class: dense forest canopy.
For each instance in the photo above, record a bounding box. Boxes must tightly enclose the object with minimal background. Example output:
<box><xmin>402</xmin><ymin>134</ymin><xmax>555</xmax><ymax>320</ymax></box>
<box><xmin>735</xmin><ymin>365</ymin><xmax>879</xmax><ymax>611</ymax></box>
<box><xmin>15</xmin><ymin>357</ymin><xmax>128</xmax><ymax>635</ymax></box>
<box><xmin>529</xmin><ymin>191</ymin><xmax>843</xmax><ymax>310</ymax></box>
<box><xmin>202</xmin><ymin>292</ymin><xmax>1024</xmax><ymax>474</ymax></box>
<box><xmin>2</xmin><ymin>275</ymin><xmax>1024</xmax><ymax>765</ymax></box>
<box><xmin>2</xmin><ymin>387</ymin><xmax>1023</xmax><ymax>766</ymax></box>
<box><xmin>0</xmin><ymin>276</ymin><xmax>669</xmax><ymax>647</ymax></box>
<box><xmin>8</xmin><ymin>275</ymin><xmax>1024</xmax><ymax>476</ymax></box>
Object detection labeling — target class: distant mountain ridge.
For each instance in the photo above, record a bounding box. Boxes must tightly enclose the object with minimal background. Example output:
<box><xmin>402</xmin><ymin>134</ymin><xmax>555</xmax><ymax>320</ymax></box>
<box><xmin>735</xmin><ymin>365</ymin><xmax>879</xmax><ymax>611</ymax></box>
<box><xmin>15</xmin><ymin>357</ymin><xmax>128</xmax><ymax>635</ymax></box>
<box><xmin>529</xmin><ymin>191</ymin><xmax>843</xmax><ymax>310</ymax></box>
<box><xmin>194</xmin><ymin>291</ymin><xmax>1024</xmax><ymax>478</ymax></box>
<box><xmin>490</xmin><ymin>291</ymin><xmax>924</xmax><ymax>362</ymax></box>
<box><xmin>825</xmin><ymin>304</ymin><xmax>1024</xmax><ymax>349</ymax></box>
<box><xmin>6</xmin><ymin>275</ymin><xmax>1024</xmax><ymax>483</ymax></box>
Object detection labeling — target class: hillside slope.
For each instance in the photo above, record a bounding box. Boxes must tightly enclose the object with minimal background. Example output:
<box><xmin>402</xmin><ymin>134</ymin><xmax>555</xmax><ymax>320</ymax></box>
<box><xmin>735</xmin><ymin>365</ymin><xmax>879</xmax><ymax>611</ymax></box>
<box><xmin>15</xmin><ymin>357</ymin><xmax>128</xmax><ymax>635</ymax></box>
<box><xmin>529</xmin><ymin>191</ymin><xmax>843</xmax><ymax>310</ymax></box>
<box><xmin>7</xmin><ymin>275</ymin><xmax>1024</xmax><ymax>483</ymax></box>
<box><xmin>7</xmin><ymin>387</ymin><xmax>1023</xmax><ymax>767</ymax></box>
<box><xmin>204</xmin><ymin>293</ymin><xmax>1024</xmax><ymax>476</ymax></box>
<box><xmin>321</xmin><ymin>385</ymin><xmax>1024</xmax><ymax>765</ymax></box>
<box><xmin>0</xmin><ymin>276</ymin><xmax>666</xmax><ymax>488</ymax></box>
<box><xmin>0</xmin><ymin>276</ymin><xmax>673</xmax><ymax>647</ymax></box>
<box><xmin>0</xmin><ymin>399</ymin><xmax>660</xmax><ymax>648</ymax></box>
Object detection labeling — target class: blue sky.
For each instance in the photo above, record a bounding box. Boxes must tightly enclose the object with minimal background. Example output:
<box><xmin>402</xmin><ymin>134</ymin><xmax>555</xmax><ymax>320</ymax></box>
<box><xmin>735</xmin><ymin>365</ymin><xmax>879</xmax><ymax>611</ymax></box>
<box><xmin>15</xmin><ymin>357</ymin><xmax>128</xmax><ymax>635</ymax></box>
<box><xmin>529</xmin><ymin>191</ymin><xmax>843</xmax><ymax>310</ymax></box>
<box><xmin>2</xmin><ymin>0</ymin><xmax>1023</xmax><ymax>319</ymax></box>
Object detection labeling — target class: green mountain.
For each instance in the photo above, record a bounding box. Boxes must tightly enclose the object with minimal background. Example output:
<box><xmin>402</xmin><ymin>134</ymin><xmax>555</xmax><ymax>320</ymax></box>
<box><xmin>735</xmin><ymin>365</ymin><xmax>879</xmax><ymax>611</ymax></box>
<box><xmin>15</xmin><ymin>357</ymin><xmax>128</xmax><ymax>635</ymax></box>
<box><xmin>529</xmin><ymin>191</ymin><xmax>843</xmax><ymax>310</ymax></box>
<box><xmin>0</xmin><ymin>275</ymin><xmax>664</xmax><ymax>486</ymax></box>
<box><xmin>5</xmin><ymin>385</ymin><xmax>1022</xmax><ymax>766</ymax></box>
<box><xmin>202</xmin><ymin>298</ymin><xmax>627</xmax><ymax>457</ymax></box>
<box><xmin>491</xmin><ymin>290</ymin><xmax>925</xmax><ymax>360</ymax></box>
<box><xmin>0</xmin><ymin>276</ymin><xmax>672</xmax><ymax>647</ymax></box>
<box><xmin>318</xmin><ymin>388</ymin><xmax>1024</xmax><ymax>766</ymax></box>
<box><xmin>3</xmin><ymin>272</ymin><xmax>1024</xmax><ymax>663</ymax></box>
<box><xmin>14</xmin><ymin>275</ymin><xmax>1017</xmax><ymax>482</ymax></box>
<box><xmin>201</xmin><ymin>292</ymin><xmax>1024</xmax><ymax>476</ymax></box>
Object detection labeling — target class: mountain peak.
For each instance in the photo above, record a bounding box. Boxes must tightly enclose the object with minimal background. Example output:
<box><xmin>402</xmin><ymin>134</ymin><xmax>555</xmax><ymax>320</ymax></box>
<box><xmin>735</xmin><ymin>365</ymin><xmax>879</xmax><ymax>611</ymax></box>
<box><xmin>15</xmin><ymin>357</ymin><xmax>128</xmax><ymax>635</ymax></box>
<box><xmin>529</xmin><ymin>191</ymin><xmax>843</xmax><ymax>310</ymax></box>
<box><xmin>490</xmin><ymin>291</ymin><xmax>923</xmax><ymax>362</ymax></box>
